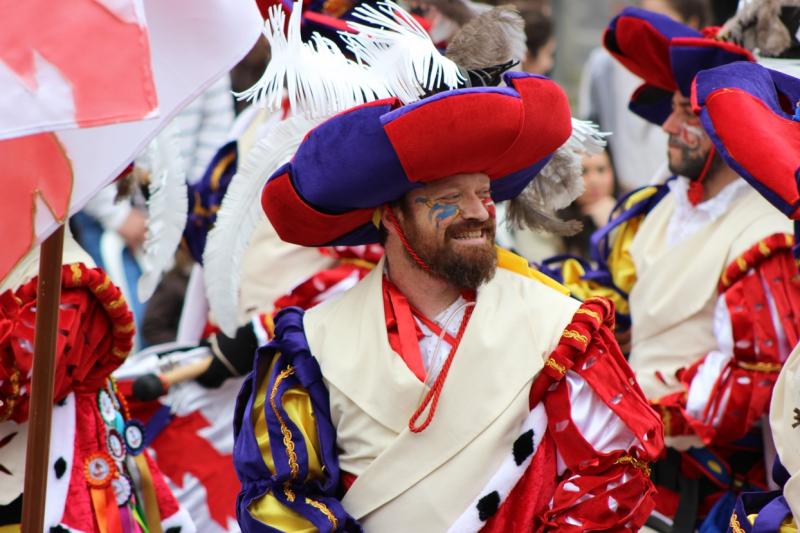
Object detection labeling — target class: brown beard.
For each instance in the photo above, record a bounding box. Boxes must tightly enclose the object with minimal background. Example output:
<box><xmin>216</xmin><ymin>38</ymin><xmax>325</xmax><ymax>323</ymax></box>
<box><xmin>667</xmin><ymin>135</ymin><xmax>722</xmax><ymax>181</ymax></box>
<box><xmin>402</xmin><ymin>216</ymin><xmax>497</xmax><ymax>290</ymax></box>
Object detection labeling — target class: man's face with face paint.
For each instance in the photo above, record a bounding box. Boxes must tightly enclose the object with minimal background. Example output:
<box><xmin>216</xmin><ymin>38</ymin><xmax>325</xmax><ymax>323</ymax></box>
<box><xmin>395</xmin><ymin>173</ymin><xmax>497</xmax><ymax>290</ymax></box>
<box><xmin>662</xmin><ymin>91</ymin><xmax>714</xmax><ymax>179</ymax></box>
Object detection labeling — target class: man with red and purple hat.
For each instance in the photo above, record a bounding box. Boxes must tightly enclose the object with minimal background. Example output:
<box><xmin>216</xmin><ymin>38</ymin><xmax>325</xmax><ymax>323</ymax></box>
<box><xmin>556</xmin><ymin>4</ymin><xmax>800</xmax><ymax>530</ymax></box>
<box><xmin>226</xmin><ymin>2</ymin><xmax>666</xmax><ymax>531</ymax></box>
<box><xmin>687</xmin><ymin>9</ymin><xmax>800</xmax><ymax>526</ymax></box>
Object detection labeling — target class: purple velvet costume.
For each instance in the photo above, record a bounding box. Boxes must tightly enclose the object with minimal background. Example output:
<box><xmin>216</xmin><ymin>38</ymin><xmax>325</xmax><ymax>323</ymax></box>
<box><xmin>232</xmin><ymin>308</ymin><xmax>360</xmax><ymax>532</ymax></box>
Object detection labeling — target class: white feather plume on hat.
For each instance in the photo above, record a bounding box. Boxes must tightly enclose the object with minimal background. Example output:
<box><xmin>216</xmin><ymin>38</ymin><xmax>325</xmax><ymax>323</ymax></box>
<box><xmin>206</xmin><ymin>0</ymin><xmax>606</xmax><ymax>333</ymax></box>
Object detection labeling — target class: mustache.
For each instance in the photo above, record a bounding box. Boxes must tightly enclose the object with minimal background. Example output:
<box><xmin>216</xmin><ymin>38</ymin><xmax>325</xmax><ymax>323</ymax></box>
<box><xmin>444</xmin><ymin>218</ymin><xmax>495</xmax><ymax>238</ymax></box>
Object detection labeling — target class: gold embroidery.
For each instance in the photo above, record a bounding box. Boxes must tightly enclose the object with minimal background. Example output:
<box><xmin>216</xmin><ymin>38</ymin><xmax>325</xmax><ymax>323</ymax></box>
<box><xmin>270</xmin><ymin>366</ymin><xmax>299</xmax><ymax>480</ymax></box>
<box><xmin>284</xmin><ymin>486</ymin><xmax>296</xmax><ymax>502</ymax></box>
<box><xmin>737</xmin><ymin>360</ymin><xmax>782</xmax><ymax>372</ymax></box>
<box><xmin>0</xmin><ymin>367</ymin><xmax>20</xmax><ymax>422</ymax></box>
<box><xmin>545</xmin><ymin>358</ymin><xmax>566</xmax><ymax>376</ymax></box>
<box><xmin>114</xmin><ymin>321</ymin><xmax>135</xmax><ymax>334</ymax></box>
<box><xmin>575</xmin><ymin>308</ymin><xmax>601</xmax><ymax>321</ymax></box>
<box><xmin>210</xmin><ymin>152</ymin><xmax>236</xmax><ymax>191</ymax></box>
<box><xmin>729</xmin><ymin>511</ymin><xmax>745</xmax><ymax>533</ymax></box>
<box><xmin>707</xmin><ymin>460</ymin><xmax>723</xmax><ymax>474</ymax></box>
<box><xmin>305</xmin><ymin>498</ymin><xmax>339</xmax><ymax>528</ymax></box>
<box><xmin>339</xmin><ymin>257</ymin><xmax>377</xmax><ymax>271</ymax></box>
<box><xmin>786</xmin><ymin>233</ymin><xmax>794</xmax><ymax>247</ymax></box>
<box><xmin>721</xmin><ymin>271</ymin><xmax>730</xmax><ymax>288</ymax></box>
<box><xmin>615</xmin><ymin>455</ymin><xmax>651</xmax><ymax>477</ymax></box>
<box><xmin>107</xmin><ymin>296</ymin><xmax>127</xmax><ymax>310</ymax></box>
<box><xmin>111</xmin><ymin>346</ymin><xmax>128</xmax><ymax>359</ymax></box>
<box><xmin>70</xmin><ymin>263</ymin><xmax>82</xmax><ymax>285</ymax></box>
<box><xmin>736</xmin><ymin>256</ymin><xmax>748</xmax><ymax>272</ymax></box>
<box><xmin>562</xmin><ymin>329</ymin><xmax>588</xmax><ymax>344</ymax></box>
<box><xmin>661</xmin><ymin>407</ymin><xmax>672</xmax><ymax>437</ymax></box>
<box><xmin>758</xmin><ymin>240</ymin><xmax>771</xmax><ymax>256</ymax></box>
<box><xmin>93</xmin><ymin>277</ymin><xmax>111</xmax><ymax>294</ymax></box>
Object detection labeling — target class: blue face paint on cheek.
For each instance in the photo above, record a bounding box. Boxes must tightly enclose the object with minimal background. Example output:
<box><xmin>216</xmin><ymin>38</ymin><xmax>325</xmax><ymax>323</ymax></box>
<box><xmin>431</xmin><ymin>203</ymin><xmax>460</xmax><ymax>225</ymax></box>
<box><xmin>416</xmin><ymin>197</ymin><xmax>460</xmax><ymax>227</ymax></box>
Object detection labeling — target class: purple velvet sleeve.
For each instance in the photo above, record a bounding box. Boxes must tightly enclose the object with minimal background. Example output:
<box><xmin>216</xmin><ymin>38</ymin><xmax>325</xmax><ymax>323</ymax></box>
<box><xmin>232</xmin><ymin>307</ymin><xmax>360</xmax><ymax>532</ymax></box>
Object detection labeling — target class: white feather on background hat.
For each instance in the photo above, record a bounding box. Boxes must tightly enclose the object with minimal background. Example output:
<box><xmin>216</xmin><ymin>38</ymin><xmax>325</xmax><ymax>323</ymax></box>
<box><xmin>204</xmin><ymin>116</ymin><xmax>323</xmax><ymax>336</ymax></box>
<box><xmin>137</xmin><ymin>122</ymin><xmax>188</xmax><ymax>302</ymax></box>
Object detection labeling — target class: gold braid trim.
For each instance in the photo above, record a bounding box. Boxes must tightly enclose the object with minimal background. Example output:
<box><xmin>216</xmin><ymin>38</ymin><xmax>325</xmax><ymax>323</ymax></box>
<box><xmin>0</xmin><ymin>366</ymin><xmax>20</xmax><ymax>422</ymax></box>
<box><xmin>92</xmin><ymin>276</ymin><xmax>111</xmax><ymax>294</ymax></box>
<box><xmin>736</xmin><ymin>256</ymin><xmax>748</xmax><ymax>272</ymax></box>
<box><xmin>70</xmin><ymin>263</ymin><xmax>82</xmax><ymax>285</ymax></box>
<box><xmin>305</xmin><ymin>498</ymin><xmax>339</xmax><ymax>529</ymax></box>
<box><xmin>737</xmin><ymin>360</ymin><xmax>783</xmax><ymax>373</ymax></box>
<box><xmin>562</xmin><ymin>329</ymin><xmax>588</xmax><ymax>344</ymax></box>
<box><xmin>661</xmin><ymin>406</ymin><xmax>672</xmax><ymax>438</ymax></box>
<box><xmin>545</xmin><ymin>358</ymin><xmax>567</xmax><ymax>376</ymax></box>
<box><xmin>575</xmin><ymin>308</ymin><xmax>601</xmax><ymax>322</ymax></box>
<box><xmin>339</xmin><ymin>257</ymin><xmax>377</xmax><ymax>271</ymax></box>
<box><xmin>269</xmin><ymin>366</ymin><xmax>300</xmax><ymax>481</ymax></box>
<box><xmin>114</xmin><ymin>321</ymin><xmax>135</xmax><ymax>334</ymax></box>
<box><xmin>729</xmin><ymin>511</ymin><xmax>745</xmax><ymax>533</ymax></box>
<box><xmin>107</xmin><ymin>296</ymin><xmax>127</xmax><ymax>310</ymax></box>
<box><xmin>615</xmin><ymin>455</ymin><xmax>652</xmax><ymax>477</ymax></box>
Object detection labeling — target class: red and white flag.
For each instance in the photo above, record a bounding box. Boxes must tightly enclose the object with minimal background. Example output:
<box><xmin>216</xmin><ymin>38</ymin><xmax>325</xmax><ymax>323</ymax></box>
<box><xmin>0</xmin><ymin>0</ymin><xmax>263</xmax><ymax>282</ymax></box>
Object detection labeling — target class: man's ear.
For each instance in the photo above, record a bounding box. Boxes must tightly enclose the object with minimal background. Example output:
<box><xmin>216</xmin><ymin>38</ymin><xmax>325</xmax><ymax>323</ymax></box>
<box><xmin>381</xmin><ymin>205</ymin><xmax>397</xmax><ymax>236</ymax></box>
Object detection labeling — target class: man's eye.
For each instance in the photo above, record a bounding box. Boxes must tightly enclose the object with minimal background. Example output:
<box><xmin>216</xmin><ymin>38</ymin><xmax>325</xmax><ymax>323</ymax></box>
<box><xmin>438</xmin><ymin>195</ymin><xmax>460</xmax><ymax>202</ymax></box>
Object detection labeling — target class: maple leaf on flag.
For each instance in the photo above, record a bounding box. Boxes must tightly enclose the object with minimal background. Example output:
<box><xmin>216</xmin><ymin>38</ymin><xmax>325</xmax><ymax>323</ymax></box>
<box><xmin>0</xmin><ymin>0</ymin><xmax>263</xmax><ymax>283</ymax></box>
<box><xmin>0</xmin><ymin>0</ymin><xmax>158</xmax><ymax>139</ymax></box>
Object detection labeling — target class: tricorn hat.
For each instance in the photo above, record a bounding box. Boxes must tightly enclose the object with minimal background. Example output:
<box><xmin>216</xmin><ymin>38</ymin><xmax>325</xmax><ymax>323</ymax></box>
<box><xmin>603</xmin><ymin>7</ymin><xmax>754</xmax><ymax>125</ymax></box>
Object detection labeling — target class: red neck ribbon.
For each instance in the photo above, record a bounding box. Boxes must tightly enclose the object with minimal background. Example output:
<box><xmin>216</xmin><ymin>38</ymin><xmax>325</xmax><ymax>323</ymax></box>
<box><xmin>381</xmin><ymin>277</ymin><xmax>475</xmax><ymax>432</ymax></box>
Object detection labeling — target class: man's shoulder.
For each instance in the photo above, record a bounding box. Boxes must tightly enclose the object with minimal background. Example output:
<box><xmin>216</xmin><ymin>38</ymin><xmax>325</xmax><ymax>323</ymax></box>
<box><xmin>496</xmin><ymin>247</ymin><xmax>572</xmax><ymax>298</ymax></box>
<box><xmin>493</xmin><ymin>251</ymin><xmax>581</xmax><ymax>336</ymax></box>
<box><xmin>727</xmin><ymin>189</ymin><xmax>793</xmax><ymax>260</ymax></box>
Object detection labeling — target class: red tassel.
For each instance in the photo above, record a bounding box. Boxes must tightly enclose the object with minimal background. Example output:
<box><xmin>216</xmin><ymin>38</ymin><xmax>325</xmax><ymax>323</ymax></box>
<box><xmin>687</xmin><ymin>180</ymin><xmax>705</xmax><ymax>206</ymax></box>
<box><xmin>687</xmin><ymin>145</ymin><xmax>717</xmax><ymax>206</ymax></box>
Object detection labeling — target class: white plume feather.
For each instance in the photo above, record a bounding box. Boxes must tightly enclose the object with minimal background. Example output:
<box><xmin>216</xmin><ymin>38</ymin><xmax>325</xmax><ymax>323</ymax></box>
<box><xmin>235</xmin><ymin>0</ymin><xmax>463</xmax><ymax>118</ymax></box>
<box><xmin>203</xmin><ymin>116</ymin><xmax>323</xmax><ymax>336</ymax></box>
<box><xmin>137</xmin><ymin>124</ymin><xmax>188</xmax><ymax>302</ymax></box>
<box><xmin>341</xmin><ymin>2</ymin><xmax>464</xmax><ymax>103</ymax></box>
<box><xmin>235</xmin><ymin>2</ymin><xmax>391</xmax><ymax>118</ymax></box>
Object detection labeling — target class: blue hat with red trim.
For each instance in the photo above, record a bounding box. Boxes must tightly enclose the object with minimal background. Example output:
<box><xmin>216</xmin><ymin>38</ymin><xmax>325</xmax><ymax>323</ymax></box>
<box><xmin>603</xmin><ymin>7</ymin><xmax>754</xmax><ymax>125</ymax></box>
<box><xmin>261</xmin><ymin>72</ymin><xmax>576</xmax><ymax>246</ymax></box>
<box><xmin>693</xmin><ymin>61</ymin><xmax>800</xmax><ymax>219</ymax></box>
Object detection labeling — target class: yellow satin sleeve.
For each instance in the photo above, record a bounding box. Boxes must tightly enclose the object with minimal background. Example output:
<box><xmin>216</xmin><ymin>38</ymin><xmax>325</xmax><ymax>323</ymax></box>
<box><xmin>747</xmin><ymin>513</ymin><xmax>798</xmax><ymax>532</ymax></box>
<box><xmin>559</xmin><ymin>257</ymin><xmax>630</xmax><ymax>315</ymax></box>
<box><xmin>555</xmin><ymin>186</ymin><xmax>662</xmax><ymax>315</ymax></box>
<box><xmin>248</xmin><ymin>354</ymin><xmax>326</xmax><ymax>531</ymax></box>
<box><xmin>606</xmin><ymin>186</ymin><xmax>659</xmax><ymax>296</ymax></box>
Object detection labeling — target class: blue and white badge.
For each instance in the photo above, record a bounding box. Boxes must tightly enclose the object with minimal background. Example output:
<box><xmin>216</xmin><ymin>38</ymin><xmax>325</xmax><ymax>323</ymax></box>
<box><xmin>124</xmin><ymin>420</ymin><xmax>145</xmax><ymax>455</ymax></box>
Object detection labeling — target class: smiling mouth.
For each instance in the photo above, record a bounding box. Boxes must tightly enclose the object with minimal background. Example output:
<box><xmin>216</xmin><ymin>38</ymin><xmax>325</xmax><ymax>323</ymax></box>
<box><xmin>454</xmin><ymin>229</ymin><xmax>485</xmax><ymax>239</ymax></box>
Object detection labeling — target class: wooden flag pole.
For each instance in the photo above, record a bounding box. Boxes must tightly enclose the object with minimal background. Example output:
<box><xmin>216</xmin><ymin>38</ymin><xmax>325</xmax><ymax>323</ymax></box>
<box><xmin>20</xmin><ymin>224</ymin><xmax>65</xmax><ymax>533</ymax></box>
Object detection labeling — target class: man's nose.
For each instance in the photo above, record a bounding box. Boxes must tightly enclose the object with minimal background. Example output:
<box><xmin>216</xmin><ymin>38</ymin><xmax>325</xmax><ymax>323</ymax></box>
<box><xmin>662</xmin><ymin>111</ymin><xmax>681</xmax><ymax>136</ymax></box>
<box><xmin>460</xmin><ymin>195</ymin><xmax>490</xmax><ymax>221</ymax></box>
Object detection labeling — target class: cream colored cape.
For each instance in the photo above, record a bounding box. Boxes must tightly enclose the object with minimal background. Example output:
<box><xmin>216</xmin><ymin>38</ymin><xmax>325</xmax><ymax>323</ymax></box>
<box><xmin>303</xmin><ymin>258</ymin><xmax>579</xmax><ymax>532</ymax></box>
<box><xmin>628</xmin><ymin>186</ymin><xmax>790</xmax><ymax>403</ymax></box>
<box><xmin>770</xmin><ymin>343</ymin><xmax>800</xmax><ymax>520</ymax></box>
